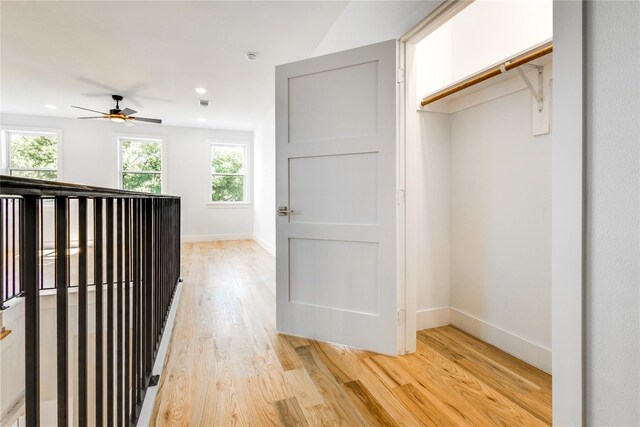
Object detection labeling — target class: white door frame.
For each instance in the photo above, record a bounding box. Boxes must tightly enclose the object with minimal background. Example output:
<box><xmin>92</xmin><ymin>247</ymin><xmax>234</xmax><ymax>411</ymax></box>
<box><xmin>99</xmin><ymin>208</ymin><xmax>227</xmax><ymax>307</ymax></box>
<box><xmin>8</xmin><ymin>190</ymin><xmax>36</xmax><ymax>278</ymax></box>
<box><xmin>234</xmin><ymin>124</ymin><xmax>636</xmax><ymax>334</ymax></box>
<box><xmin>399</xmin><ymin>1</ymin><xmax>584</xmax><ymax>424</ymax></box>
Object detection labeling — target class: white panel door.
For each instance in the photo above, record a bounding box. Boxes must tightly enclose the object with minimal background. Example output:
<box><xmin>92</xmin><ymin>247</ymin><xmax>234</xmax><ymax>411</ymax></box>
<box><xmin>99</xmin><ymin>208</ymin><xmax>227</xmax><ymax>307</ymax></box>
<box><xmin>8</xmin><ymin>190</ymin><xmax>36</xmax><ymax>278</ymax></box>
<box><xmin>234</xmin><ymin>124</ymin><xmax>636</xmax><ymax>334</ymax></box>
<box><xmin>275</xmin><ymin>40</ymin><xmax>401</xmax><ymax>355</ymax></box>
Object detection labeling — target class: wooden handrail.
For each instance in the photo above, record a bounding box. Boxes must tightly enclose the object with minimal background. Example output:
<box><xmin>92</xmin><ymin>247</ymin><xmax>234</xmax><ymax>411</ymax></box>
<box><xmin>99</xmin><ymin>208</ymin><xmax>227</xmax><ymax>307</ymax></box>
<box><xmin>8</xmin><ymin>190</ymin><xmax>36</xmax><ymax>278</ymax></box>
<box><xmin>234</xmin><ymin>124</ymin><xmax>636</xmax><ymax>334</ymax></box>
<box><xmin>421</xmin><ymin>42</ymin><xmax>553</xmax><ymax>107</ymax></box>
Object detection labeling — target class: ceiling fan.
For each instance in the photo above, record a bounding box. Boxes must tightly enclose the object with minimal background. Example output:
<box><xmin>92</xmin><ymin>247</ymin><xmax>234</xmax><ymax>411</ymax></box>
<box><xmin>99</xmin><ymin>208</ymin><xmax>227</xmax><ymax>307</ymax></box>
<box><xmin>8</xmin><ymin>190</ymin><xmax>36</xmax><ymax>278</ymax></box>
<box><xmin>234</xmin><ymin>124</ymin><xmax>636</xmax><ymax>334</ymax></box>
<box><xmin>72</xmin><ymin>95</ymin><xmax>162</xmax><ymax>126</ymax></box>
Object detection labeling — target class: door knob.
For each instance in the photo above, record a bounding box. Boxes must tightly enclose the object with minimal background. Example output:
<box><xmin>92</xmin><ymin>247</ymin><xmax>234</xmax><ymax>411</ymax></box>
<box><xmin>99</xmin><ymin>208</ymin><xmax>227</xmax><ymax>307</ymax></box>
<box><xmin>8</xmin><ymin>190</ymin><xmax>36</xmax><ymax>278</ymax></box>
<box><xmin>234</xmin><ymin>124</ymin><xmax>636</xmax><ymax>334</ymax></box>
<box><xmin>277</xmin><ymin>206</ymin><xmax>295</xmax><ymax>216</ymax></box>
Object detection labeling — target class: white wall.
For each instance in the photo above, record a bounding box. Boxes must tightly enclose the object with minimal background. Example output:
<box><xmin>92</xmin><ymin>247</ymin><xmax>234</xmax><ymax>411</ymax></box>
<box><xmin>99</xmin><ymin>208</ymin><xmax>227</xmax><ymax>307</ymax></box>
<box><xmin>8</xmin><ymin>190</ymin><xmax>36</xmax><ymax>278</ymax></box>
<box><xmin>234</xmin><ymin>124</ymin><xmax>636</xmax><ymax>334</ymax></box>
<box><xmin>408</xmin><ymin>112</ymin><xmax>451</xmax><ymax>328</ymax></box>
<box><xmin>313</xmin><ymin>1</ymin><xmax>439</xmax><ymax>57</ymax></box>
<box><xmin>415</xmin><ymin>23</ymin><xmax>452</xmax><ymax>101</ymax></box>
<box><xmin>250</xmin><ymin>1</ymin><xmax>443</xmax><ymax>253</ymax></box>
<box><xmin>449</xmin><ymin>89</ymin><xmax>552</xmax><ymax>358</ymax></box>
<box><xmin>252</xmin><ymin>106</ymin><xmax>276</xmax><ymax>255</ymax></box>
<box><xmin>411</xmin><ymin>78</ymin><xmax>552</xmax><ymax>372</ymax></box>
<box><xmin>417</xmin><ymin>0</ymin><xmax>552</xmax><ymax>97</ymax></box>
<box><xmin>0</xmin><ymin>113</ymin><xmax>253</xmax><ymax>241</ymax></box>
<box><xmin>584</xmin><ymin>1</ymin><xmax>640</xmax><ymax>425</ymax></box>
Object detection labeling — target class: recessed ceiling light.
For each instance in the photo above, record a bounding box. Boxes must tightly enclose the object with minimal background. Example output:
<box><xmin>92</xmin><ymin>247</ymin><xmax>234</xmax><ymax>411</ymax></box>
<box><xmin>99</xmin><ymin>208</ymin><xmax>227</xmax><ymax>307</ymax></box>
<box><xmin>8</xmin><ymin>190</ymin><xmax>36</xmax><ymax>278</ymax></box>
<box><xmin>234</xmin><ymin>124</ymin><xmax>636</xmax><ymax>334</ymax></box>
<box><xmin>197</xmin><ymin>117</ymin><xmax>206</xmax><ymax>123</ymax></box>
<box><xmin>45</xmin><ymin>104</ymin><xmax>57</xmax><ymax>109</ymax></box>
<box><xmin>194</xmin><ymin>87</ymin><xmax>207</xmax><ymax>94</ymax></box>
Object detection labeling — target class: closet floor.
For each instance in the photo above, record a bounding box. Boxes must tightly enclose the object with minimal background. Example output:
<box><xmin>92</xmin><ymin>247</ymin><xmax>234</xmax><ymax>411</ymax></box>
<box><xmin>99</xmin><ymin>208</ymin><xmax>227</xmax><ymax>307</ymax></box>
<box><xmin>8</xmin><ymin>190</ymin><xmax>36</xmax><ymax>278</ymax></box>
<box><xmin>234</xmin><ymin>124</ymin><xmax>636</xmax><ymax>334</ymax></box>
<box><xmin>151</xmin><ymin>240</ymin><xmax>552</xmax><ymax>426</ymax></box>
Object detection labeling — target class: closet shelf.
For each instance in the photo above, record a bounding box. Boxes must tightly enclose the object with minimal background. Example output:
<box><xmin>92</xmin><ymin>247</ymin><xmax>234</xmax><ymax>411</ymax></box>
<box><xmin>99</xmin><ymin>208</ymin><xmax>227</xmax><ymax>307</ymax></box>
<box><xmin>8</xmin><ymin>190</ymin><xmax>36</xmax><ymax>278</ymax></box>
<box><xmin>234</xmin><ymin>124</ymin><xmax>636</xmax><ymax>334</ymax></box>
<box><xmin>420</xmin><ymin>41</ymin><xmax>553</xmax><ymax>107</ymax></box>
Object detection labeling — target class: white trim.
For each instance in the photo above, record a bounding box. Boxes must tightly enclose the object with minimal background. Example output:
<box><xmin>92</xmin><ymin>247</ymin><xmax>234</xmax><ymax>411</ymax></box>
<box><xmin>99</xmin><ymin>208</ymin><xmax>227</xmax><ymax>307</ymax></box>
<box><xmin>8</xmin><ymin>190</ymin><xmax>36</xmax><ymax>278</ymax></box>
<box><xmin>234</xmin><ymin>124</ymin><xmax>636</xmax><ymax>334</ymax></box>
<box><xmin>115</xmin><ymin>134</ymin><xmax>167</xmax><ymax>193</ymax></box>
<box><xmin>400</xmin><ymin>0</ymin><xmax>472</xmax><ymax>44</ymax></box>
<box><xmin>208</xmin><ymin>139</ymin><xmax>251</xmax><ymax>205</ymax></box>
<box><xmin>206</xmin><ymin>202</ymin><xmax>251</xmax><ymax>209</ymax></box>
<box><xmin>252</xmin><ymin>234</ymin><xmax>276</xmax><ymax>256</ymax></box>
<box><xmin>137</xmin><ymin>281</ymin><xmax>183</xmax><ymax>427</ymax></box>
<box><xmin>181</xmin><ymin>233</ymin><xmax>253</xmax><ymax>243</ymax></box>
<box><xmin>1</xmin><ymin>126</ymin><xmax>63</xmax><ymax>180</ymax></box>
<box><xmin>551</xmin><ymin>1</ymin><xmax>584</xmax><ymax>423</ymax></box>
<box><xmin>416</xmin><ymin>307</ymin><xmax>450</xmax><ymax>330</ymax></box>
<box><xmin>449</xmin><ymin>307</ymin><xmax>552</xmax><ymax>374</ymax></box>
<box><xmin>396</xmin><ymin>40</ymin><xmax>409</xmax><ymax>355</ymax></box>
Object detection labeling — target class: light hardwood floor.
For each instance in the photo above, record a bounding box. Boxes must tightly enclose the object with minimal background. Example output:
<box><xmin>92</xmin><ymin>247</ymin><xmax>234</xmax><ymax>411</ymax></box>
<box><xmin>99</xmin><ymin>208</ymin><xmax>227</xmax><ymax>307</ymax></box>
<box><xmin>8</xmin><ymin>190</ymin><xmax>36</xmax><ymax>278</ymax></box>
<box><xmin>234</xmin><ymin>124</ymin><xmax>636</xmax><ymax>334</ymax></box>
<box><xmin>150</xmin><ymin>240</ymin><xmax>551</xmax><ymax>426</ymax></box>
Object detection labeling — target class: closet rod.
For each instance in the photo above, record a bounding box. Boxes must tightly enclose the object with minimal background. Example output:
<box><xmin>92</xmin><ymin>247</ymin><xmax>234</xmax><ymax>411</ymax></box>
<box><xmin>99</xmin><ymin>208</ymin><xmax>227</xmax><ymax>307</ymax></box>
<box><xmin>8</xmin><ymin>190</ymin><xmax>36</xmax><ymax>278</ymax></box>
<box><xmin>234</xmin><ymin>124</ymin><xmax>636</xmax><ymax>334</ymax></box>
<box><xmin>420</xmin><ymin>42</ymin><xmax>553</xmax><ymax>107</ymax></box>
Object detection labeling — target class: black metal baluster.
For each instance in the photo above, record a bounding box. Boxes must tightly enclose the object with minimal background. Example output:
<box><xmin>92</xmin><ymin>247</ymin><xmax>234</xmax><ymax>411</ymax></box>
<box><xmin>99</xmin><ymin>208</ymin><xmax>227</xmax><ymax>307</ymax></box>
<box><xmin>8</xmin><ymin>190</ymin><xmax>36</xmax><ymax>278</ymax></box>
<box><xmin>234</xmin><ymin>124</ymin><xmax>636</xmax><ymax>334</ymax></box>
<box><xmin>39</xmin><ymin>199</ymin><xmax>43</xmax><ymax>290</ymax></box>
<box><xmin>125</xmin><ymin>198</ymin><xmax>131</xmax><ymax>423</ymax></box>
<box><xmin>22</xmin><ymin>196</ymin><xmax>39</xmax><ymax>427</ymax></box>
<box><xmin>144</xmin><ymin>198</ymin><xmax>153</xmax><ymax>383</ymax></box>
<box><xmin>131</xmin><ymin>199</ymin><xmax>140</xmax><ymax>420</ymax></box>
<box><xmin>164</xmin><ymin>200</ymin><xmax>168</xmax><ymax>329</ymax></box>
<box><xmin>117</xmin><ymin>198</ymin><xmax>124</xmax><ymax>426</ymax></box>
<box><xmin>0</xmin><ymin>199</ymin><xmax>5</xmax><ymax>308</ymax></box>
<box><xmin>78</xmin><ymin>197</ymin><xmax>88</xmax><ymax>425</ymax></box>
<box><xmin>154</xmin><ymin>199</ymin><xmax>159</xmax><ymax>351</ymax></box>
<box><xmin>139</xmin><ymin>199</ymin><xmax>144</xmax><ymax>406</ymax></box>
<box><xmin>116</xmin><ymin>199</ymin><xmax>124</xmax><ymax>426</ymax></box>
<box><xmin>106</xmin><ymin>198</ymin><xmax>114</xmax><ymax>426</ymax></box>
<box><xmin>94</xmin><ymin>197</ymin><xmax>104</xmax><ymax>426</ymax></box>
<box><xmin>13</xmin><ymin>199</ymin><xmax>17</xmax><ymax>296</ymax></box>
<box><xmin>3</xmin><ymin>199</ymin><xmax>7</xmax><ymax>300</ymax></box>
<box><xmin>159</xmin><ymin>199</ymin><xmax>163</xmax><ymax>339</ymax></box>
<box><xmin>55</xmin><ymin>196</ymin><xmax>69</xmax><ymax>426</ymax></box>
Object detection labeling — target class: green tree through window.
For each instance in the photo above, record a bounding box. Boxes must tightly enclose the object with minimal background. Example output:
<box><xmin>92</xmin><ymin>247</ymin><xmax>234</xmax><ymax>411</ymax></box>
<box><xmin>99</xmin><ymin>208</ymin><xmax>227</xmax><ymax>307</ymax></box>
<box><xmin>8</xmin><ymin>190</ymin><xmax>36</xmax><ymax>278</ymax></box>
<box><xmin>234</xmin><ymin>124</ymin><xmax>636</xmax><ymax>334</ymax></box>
<box><xmin>211</xmin><ymin>145</ymin><xmax>245</xmax><ymax>202</ymax></box>
<box><xmin>8</xmin><ymin>132</ymin><xmax>58</xmax><ymax>180</ymax></box>
<box><xmin>120</xmin><ymin>138</ymin><xmax>163</xmax><ymax>193</ymax></box>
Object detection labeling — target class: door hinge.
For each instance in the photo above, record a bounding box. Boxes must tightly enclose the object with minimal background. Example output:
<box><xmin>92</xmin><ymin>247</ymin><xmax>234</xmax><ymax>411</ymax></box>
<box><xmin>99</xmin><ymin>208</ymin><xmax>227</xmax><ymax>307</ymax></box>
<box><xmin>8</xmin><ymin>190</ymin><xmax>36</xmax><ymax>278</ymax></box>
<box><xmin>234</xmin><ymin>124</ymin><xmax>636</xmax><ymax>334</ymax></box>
<box><xmin>397</xmin><ymin>68</ymin><xmax>405</xmax><ymax>84</ymax></box>
<box><xmin>396</xmin><ymin>189</ymin><xmax>406</xmax><ymax>204</ymax></box>
<box><xmin>397</xmin><ymin>309</ymin><xmax>406</xmax><ymax>326</ymax></box>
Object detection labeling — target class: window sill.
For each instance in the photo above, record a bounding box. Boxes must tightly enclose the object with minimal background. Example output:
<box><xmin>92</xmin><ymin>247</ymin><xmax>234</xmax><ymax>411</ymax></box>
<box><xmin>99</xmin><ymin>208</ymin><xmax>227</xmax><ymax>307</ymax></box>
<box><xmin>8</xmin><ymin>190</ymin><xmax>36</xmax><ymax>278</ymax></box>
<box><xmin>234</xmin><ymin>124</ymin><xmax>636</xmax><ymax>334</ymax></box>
<box><xmin>206</xmin><ymin>202</ymin><xmax>252</xmax><ymax>209</ymax></box>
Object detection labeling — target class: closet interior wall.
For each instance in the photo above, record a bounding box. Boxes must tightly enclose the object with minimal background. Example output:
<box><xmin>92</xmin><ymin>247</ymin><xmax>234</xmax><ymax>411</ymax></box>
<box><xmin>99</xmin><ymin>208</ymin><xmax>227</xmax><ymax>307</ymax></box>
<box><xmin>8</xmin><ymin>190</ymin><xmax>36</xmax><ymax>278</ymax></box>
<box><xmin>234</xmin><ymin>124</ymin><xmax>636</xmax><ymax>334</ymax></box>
<box><xmin>408</xmin><ymin>61</ymin><xmax>553</xmax><ymax>374</ymax></box>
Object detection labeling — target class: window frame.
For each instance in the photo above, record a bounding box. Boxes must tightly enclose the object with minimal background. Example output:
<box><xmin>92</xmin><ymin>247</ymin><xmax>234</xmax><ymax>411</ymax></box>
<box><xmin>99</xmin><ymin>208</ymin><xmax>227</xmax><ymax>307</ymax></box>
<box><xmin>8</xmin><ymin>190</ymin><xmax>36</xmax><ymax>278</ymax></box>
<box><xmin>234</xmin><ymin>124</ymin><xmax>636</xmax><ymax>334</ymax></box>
<box><xmin>207</xmin><ymin>140</ymin><xmax>251</xmax><ymax>208</ymax></box>
<box><xmin>116</xmin><ymin>134</ymin><xmax>167</xmax><ymax>194</ymax></box>
<box><xmin>1</xmin><ymin>126</ymin><xmax>63</xmax><ymax>180</ymax></box>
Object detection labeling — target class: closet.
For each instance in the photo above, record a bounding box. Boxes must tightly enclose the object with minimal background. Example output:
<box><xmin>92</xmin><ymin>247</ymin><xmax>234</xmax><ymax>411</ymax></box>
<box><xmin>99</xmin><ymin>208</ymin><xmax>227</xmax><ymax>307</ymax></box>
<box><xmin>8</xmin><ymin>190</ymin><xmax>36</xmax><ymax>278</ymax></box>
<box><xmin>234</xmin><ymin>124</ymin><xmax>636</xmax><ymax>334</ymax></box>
<box><xmin>406</xmin><ymin>0</ymin><xmax>553</xmax><ymax>373</ymax></box>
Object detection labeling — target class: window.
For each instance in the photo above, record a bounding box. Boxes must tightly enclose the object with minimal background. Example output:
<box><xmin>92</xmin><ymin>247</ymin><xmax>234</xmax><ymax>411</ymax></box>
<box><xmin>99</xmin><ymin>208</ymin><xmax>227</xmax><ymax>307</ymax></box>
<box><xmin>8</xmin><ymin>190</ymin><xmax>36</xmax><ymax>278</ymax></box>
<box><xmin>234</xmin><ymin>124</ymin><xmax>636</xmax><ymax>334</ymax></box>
<box><xmin>118</xmin><ymin>137</ymin><xmax>164</xmax><ymax>194</ymax></box>
<box><xmin>210</xmin><ymin>143</ymin><xmax>248</xmax><ymax>203</ymax></box>
<box><xmin>3</xmin><ymin>129</ymin><xmax>60</xmax><ymax>180</ymax></box>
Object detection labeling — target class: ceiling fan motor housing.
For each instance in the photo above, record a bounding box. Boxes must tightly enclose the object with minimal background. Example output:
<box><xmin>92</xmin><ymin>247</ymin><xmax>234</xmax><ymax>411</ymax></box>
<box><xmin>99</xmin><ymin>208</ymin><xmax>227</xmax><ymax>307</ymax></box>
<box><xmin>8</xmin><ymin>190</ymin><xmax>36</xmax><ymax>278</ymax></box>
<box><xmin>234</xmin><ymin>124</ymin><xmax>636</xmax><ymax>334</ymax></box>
<box><xmin>111</xmin><ymin>94</ymin><xmax>124</xmax><ymax>112</ymax></box>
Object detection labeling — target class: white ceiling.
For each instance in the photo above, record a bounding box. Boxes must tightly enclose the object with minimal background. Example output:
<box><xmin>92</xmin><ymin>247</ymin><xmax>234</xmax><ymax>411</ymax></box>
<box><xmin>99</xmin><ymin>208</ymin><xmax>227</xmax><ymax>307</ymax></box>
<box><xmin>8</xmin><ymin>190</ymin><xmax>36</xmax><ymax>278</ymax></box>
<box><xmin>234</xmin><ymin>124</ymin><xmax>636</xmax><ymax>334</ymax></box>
<box><xmin>0</xmin><ymin>1</ymin><xmax>348</xmax><ymax>131</ymax></box>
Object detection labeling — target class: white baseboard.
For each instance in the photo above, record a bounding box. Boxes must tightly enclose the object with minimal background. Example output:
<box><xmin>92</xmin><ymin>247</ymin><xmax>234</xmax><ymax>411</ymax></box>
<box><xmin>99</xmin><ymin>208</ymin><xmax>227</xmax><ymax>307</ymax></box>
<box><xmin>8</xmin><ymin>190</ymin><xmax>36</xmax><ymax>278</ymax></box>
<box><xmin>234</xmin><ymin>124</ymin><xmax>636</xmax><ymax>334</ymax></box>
<box><xmin>449</xmin><ymin>307</ymin><xmax>552</xmax><ymax>374</ymax></box>
<box><xmin>416</xmin><ymin>307</ymin><xmax>450</xmax><ymax>330</ymax></box>
<box><xmin>137</xmin><ymin>280</ymin><xmax>183</xmax><ymax>426</ymax></box>
<box><xmin>252</xmin><ymin>234</ymin><xmax>276</xmax><ymax>256</ymax></box>
<box><xmin>181</xmin><ymin>233</ymin><xmax>252</xmax><ymax>243</ymax></box>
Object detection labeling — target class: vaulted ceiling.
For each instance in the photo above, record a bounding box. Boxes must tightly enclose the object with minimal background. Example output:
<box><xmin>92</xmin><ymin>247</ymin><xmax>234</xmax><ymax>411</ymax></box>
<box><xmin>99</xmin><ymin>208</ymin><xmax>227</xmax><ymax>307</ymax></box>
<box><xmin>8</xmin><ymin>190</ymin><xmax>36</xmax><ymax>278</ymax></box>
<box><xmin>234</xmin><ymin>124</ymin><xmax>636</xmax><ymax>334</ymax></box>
<box><xmin>0</xmin><ymin>1</ymin><xmax>349</xmax><ymax>130</ymax></box>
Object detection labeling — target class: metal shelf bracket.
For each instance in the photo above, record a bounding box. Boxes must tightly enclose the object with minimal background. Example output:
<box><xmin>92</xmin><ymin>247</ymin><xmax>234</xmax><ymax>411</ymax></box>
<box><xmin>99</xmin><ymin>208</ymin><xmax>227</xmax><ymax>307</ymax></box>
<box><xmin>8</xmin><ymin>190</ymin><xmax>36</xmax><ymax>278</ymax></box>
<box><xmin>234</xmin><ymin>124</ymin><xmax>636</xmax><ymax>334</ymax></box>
<box><xmin>516</xmin><ymin>64</ymin><xmax>544</xmax><ymax>111</ymax></box>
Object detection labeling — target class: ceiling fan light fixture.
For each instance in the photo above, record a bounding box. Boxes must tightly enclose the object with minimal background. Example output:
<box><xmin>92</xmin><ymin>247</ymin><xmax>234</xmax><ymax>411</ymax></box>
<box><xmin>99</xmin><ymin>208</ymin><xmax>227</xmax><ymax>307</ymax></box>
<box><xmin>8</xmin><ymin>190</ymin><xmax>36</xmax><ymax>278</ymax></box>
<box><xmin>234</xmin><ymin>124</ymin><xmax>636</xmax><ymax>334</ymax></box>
<box><xmin>110</xmin><ymin>116</ymin><xmax>125</xmax><ymax>123</ymax></box>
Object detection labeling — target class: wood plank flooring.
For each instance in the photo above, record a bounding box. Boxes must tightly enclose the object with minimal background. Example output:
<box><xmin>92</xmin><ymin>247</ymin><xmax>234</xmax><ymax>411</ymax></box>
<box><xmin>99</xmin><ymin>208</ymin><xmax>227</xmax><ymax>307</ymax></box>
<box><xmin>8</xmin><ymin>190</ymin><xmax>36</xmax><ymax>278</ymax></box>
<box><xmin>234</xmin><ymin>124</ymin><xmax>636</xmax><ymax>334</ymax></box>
<box><xmin>150</xmin><ymin>240</ymin><xmax>551</xmax><ymax>426</ymax></box>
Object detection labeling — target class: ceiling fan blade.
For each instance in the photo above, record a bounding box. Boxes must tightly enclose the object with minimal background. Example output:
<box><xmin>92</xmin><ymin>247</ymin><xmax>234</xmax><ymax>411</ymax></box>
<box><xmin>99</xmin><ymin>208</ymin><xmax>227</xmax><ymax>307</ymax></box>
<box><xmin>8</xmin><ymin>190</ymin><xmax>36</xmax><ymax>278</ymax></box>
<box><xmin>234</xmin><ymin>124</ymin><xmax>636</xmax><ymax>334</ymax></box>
<box><xmin>72</xmin><ymin>105</ymin><xmax>108</xmax><ymax>115</ymax></box>
<box><xmin>132</xmin><ymin>117</ymin><xmax>162</xmax><ymax>124</ymax></box>
<box><xmin>124</xmin><ymin>120</ymin><xmax>135</xmax><ymax>127</ymax></box>
<box><xmin>120</xmin><ymin>108</ymin><xmax>137</xmax><ymax>116</ymax></box>
<box><xmin>77</xmin><ymin>116</ymin><xmax>105</xmax><ymax>119</ymax></box>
